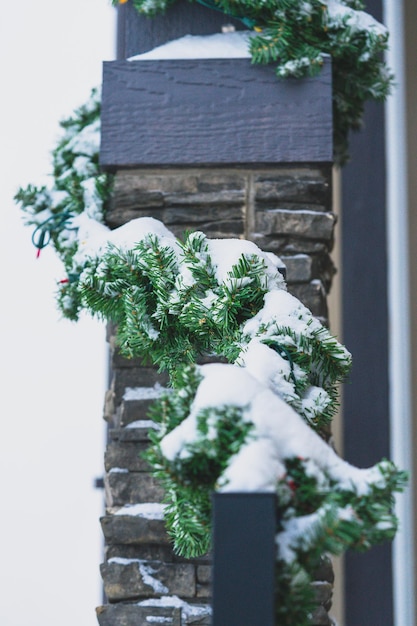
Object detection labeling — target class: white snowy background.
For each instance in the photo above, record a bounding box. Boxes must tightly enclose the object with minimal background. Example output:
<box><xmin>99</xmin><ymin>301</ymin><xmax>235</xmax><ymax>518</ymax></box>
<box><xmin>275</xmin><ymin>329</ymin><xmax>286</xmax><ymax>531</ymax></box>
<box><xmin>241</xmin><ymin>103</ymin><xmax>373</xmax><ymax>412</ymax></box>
<box><xmin>0</xmin><ymin>2</ymin><xmax>116</xmax><ymax>625</ymax></box>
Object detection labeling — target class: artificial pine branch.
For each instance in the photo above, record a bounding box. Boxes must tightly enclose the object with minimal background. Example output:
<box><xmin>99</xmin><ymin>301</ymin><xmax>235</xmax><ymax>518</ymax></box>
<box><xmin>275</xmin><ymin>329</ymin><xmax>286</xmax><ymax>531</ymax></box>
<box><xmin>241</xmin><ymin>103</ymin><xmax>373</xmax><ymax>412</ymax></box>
<box><xmin>15</xmin><ymin>87</ymin><xmax>113</xmax><ymax>319</ymax></box>
<box><xmin>143</xmin><ymin>359</ymin><xmax>406</xmax><ymax>624</ymax></box>
<box><xmin>16</xmin><ymin>184</ymin><xmax>408</xmax><ymax>622</ymax></box>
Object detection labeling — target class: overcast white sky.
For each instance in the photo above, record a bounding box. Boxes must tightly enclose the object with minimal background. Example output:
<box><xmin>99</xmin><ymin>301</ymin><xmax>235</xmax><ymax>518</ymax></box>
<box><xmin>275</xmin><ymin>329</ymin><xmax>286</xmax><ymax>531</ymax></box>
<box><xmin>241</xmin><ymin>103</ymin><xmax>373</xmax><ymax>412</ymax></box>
<box><xmin>0</xmin><ymin>2</ymin><xmax>117</xmax><ymax>625</ymax></box>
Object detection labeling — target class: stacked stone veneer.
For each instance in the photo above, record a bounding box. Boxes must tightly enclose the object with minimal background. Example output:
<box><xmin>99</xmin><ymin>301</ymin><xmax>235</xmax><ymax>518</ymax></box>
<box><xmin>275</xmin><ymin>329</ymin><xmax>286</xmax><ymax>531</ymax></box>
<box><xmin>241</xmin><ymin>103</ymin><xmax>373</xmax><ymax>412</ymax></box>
<box><xmin>96</xmin><ymin>165</ymin><xmax>337</xmax><ymax>626</ymax></box>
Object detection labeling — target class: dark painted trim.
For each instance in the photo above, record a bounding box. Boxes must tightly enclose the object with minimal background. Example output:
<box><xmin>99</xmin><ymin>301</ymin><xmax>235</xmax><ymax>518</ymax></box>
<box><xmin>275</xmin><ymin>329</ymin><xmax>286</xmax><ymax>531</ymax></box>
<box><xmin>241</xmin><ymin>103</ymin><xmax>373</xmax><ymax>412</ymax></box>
<box><xmin>212</xmin><ymin>493</ymin><xmax>277</xmax><ymax>626</ymax></box>
<box><xmin>100</xmin><ymin>58</ymin><xmax>333</xmax><ymax>168</ymax></box>
<box><xmin>341</xmin><ymin>0</ymin><xmax>392</xmax><ymax>619</ymax></box>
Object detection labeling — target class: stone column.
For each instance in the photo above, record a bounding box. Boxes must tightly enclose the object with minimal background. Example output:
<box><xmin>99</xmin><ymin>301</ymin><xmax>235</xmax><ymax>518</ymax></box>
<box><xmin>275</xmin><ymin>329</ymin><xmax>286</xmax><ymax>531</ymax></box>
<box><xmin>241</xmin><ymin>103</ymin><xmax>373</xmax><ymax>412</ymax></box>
<box><xmin>96</xmin><ymin>164</ymin><xmax>337</xmax><ymax>626</ymax></box>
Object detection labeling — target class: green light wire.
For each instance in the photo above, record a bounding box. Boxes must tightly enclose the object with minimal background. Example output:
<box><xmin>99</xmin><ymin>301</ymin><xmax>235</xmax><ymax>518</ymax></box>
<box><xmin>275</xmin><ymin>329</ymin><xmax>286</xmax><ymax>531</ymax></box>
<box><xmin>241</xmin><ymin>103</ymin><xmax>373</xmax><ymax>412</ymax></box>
<box><xmin>195</xmin><ymin>0</ymin><xmax>255</xmax><ymax>28</ymax></box>
<box><xmin>31</xmin><ymin>210</ymin><xmax>75</xmax><ymax>254</ymax></box>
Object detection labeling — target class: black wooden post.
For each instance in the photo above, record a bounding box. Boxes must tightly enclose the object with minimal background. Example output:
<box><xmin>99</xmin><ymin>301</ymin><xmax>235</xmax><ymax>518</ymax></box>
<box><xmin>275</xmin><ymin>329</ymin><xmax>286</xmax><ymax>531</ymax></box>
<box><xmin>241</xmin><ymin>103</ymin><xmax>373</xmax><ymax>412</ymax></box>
<box><xmin>212</xmin><ymin>493</ymin><xmax>277</xmax><ymax>626</ymax></box>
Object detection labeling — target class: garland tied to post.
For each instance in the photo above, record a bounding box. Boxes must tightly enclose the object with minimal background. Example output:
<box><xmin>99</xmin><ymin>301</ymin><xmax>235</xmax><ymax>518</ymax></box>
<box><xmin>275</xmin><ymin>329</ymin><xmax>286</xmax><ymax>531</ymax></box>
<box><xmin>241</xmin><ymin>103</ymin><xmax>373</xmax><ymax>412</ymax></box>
<box><xmin>15</xmin><ymin>88</ymin><xmax>113</xmax><ymax>320</ymax></box>
<box><xmin>14</xmin><ymin>8</ymin><xmax>404</xmax><ymax>621</ymax></box>
<box><xmin>16</xmin><ymin>0</ymin><xmax>394</xmax><ymax>315</ymax></box>
<box><xmin>77</xmin><ymin>217</ymin><xmax>406</xmax><ymax>626</ymax></box>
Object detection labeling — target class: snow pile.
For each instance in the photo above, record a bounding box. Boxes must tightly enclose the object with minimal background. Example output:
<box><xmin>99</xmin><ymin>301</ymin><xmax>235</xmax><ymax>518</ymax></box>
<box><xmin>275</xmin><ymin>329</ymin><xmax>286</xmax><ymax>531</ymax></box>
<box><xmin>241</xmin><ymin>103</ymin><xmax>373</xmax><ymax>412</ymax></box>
<box><xmin>129</xmin><ymin>31</ymin><xmax>254</xmax><ymax>61</ymax></box>
<box><xmin>114</xmin><ymin>503</ymin><xmax>166</xmax><ymax>520</ymax></box>
<box><xmin>126</xmin><ymin>420</ymin><xmax>161</xmax><ymax>430</ymax></box>
<box><xmin>138</xmin><ymin>595</ymin><xmax>212</xmax><ymax>619</ymax></box>
<box><xmin>74</xmin><ymin>215</ymin><xmax>177</xmax><ymax>267</ymax></box>
<box><xmin>159</xmin><ymin>362</ymin><xmax>380</xmax><ymax>496</ymax></box>
<box><xmin>325</xmin><ymin>0</ymin><xmax>388</xmax><ymax>36</ymax></box>
<box><xmin>124</xmin><ymin>383</ymin><xmax>165</xmax><ymax>401</ymax></box>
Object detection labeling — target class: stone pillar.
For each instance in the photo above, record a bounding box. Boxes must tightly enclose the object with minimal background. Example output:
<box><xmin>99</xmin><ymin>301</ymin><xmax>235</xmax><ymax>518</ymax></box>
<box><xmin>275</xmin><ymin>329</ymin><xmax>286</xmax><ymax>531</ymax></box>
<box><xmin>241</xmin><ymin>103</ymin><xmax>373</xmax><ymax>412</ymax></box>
<box><xmin>96</xmin><ymin>164</ymin><xmax>337</xmax><ymax>626</ymax></box>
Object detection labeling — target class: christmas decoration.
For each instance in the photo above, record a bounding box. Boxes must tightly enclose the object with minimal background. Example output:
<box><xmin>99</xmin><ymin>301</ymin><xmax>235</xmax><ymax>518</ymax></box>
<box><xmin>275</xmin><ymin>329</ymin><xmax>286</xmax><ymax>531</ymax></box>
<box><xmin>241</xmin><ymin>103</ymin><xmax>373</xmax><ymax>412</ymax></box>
<box><xmin>72</xmin><ymin>215</ymin><xmax>404</xmax><ymax>626</ymax></box>
<box><xmin>15</xmin><ymin>88</ymin><xmax>113</xmax><ymax>320</ymax></box>
<box><xmin>14</xmin><ymin>6</ymin><xmax>403</xmax><ymax>621</ymax></box>
<box><xmin>114</xmin><ymin>0</ymin><xmax>393</xmax><ymax>164</ymax></box>
<box><xmin>15</xmin><ymin>0</ymin><xmax>394</xmax><ymax>317</ymax></box>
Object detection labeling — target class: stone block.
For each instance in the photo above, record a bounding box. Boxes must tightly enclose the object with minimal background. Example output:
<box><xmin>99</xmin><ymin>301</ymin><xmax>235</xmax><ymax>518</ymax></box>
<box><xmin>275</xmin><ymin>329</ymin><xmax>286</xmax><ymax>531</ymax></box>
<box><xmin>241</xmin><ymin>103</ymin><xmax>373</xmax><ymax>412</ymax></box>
<box><xmin>106</xmin><ymin>169</ymin><xmax>246</xmax><ymax>237</ymax></box>
<box><xmin>281</xmin><ymin>254</ymin><xmax>313</xmax><ymax>283</ymax></box>
<box><xmin>106</xmin><ymin>543</ymin><xmax>176</xmax><ymax>563</ymax></box>
<box><xmin>196</xmin><ymin>565</ymin><xmax>211</xmax><ymax>585</ymax></box>
<box><xmin>311</xmin><ymin>581</ymin><xmax>333</xmax><ymax>611</ymax></box>
<box><xmin>111</xmin><ymin>368</ymin><xmax>169</xmax><ymax>407</ymax></box>
<box><xmin>312</xmin><ymin>555</ymin><xmax>335</xmax><ymax>584</ymax></box>
<box><xmin>103</xmin><ymin>389</ymin><xmax>116</xmax><ymax>425</ymax></box>
<box><xmin>109</xmin><ymin>426</ymin><xmax>156</xmax><ymax>443</ymax></box>
<box><xmin>105</xmin><ymin>441</ymin><xmax>150</xmax><ymax>472</ymax></box>
<box><xmin>96</xmin><ymin>604</ymin><xmax>182</xmax><ymax>626</ymax></box>
<box><xmin>309</xmin><ymin>605</ymin><xmax>333</xmax><ymax>626</ymax></box>
<box><xmin>105</xmin><ymin>472</ymin><xmax>165</xmax><ymax>507</ymax></box>
<box><xmin>255</xmin><ymin>208</ymin><xmax>335</xmax><ymax>241</ymax></box>
<box><xmin>108</xmin><ymin>205</ymin><xmax>245</xmax><ymax>239</ymax></box>
<box><xmin>253</xmin><ymin>168</ymin><xmax>331</xmax><ymax>207</ymax></box>
<box><xmin>101</xmin><ymin>513</ymin><xmax>170</xmax><ymax>546</ymax></box>
<box><xmin>97</xmin><ymin>602</ymin><xmax>211</xmax><ymax>626</ymax></box>
<box><xmin>117</xmin><ymin>398</ymin><xmax>158</xmax><ymax>428</ymax></box>
<box><xmin>282</xmin><ymin>253</ymin><xmax>335</xmax><ymax>292</ymax></box>
<box><xmin>185</xmin><ymin>614</ymin><xmax>212</xmax><ymax>625</ymax></box>
<box><xmin>113</xmin><ymin>169</ymin><xmax>246</xmax><ymax>199</ymax></box>
<box><xmin>119</xmin><ymin>396</ymin><xmax>163</xmax><ymax>428</ymax></box>
<box><xmin>288</xmin><ymin>280</ymin><xmax>328</xmax><ymax>319</ymax></box>
<box><xmin>101</xmin><ymin>558</ymin><xmax>196</xmax><ymax>601</ymax></box>
<box><xmin>196</xmin><ymin>584</ymin><xmax>211</xmax><ymax>599</ymax></box>
<box><xmin>252</xmin><ymin>233</ymin><xmax>332</xmax><ymax>256</ymax></box>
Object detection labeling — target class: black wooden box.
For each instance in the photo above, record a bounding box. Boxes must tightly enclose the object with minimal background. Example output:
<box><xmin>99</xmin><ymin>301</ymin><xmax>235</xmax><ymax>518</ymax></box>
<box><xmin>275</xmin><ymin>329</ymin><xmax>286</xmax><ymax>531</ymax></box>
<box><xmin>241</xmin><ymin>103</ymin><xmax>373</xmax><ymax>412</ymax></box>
<box><xmin>100</xmin><ymin>56</ymin><xmax>332</xmax><ymax>169</ymax></box>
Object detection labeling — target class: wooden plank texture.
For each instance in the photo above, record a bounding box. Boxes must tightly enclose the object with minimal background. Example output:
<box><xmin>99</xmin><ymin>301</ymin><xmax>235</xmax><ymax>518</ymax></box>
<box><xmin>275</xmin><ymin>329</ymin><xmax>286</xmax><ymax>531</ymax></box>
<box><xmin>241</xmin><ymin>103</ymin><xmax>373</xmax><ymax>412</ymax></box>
<box><xmin>100</xmin><ymin>58</ymin><xmax>333</xmax><ymax>168</ymax></box>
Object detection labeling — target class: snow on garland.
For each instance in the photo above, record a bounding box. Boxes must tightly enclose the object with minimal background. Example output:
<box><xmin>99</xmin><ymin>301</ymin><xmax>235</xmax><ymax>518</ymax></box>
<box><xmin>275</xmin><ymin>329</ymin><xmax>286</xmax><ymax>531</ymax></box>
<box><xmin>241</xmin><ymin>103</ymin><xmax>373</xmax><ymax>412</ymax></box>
<box><xmin>15</xmin><ymin>88</ymin><xmax>113</xmax><ymax>321</ymax></box>
<box><xmin>114</xmin><ymin>0</ymin><xmax>393</xmax><ymax>165</ymax></box>
<box><xmin>15</xmin><ymin>88</ymin><xmax>406</xmax><ymax>625</ymax></box>
<box><xmin>75</xmin><ymin>216</ymin><xmax>405</xmax><ymax>626</ymax></box>
<box><xmin>13</xmin><ymin>22</ymin><xmax>402</xmax><ymax>621</ymax></box>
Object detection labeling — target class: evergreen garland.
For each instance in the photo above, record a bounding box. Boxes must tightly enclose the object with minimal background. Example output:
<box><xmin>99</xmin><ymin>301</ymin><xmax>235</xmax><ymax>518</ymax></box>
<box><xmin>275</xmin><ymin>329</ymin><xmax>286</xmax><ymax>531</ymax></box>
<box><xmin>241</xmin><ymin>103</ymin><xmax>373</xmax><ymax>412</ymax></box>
<box><xmin>144</xmin><ymin>361</ymin><xmax>406</xmax><ymax>626</ymax></box>
<box><xmin>114</xmin><ymin>0</ymin><xmax>393</xmax><ymax>164</ymax></box>
<box><xmin>14</xmin><ymin>88</ymin><xmax>113</xmax><ymax>320</ymax></box>
<box><xmin>72</xmin><ymin>217</ymin><xmax>405</xmax><ymax>624</ymax></box>
<box><xmin>14</xmin><ymin>5</ymin><xmax>402</xmax><ymax>619</ymax></box>
<box><xmin>15</xmin><ymin>161</ymin><xmax>407</xmax><ymax>619</ymax></box>
<box><xmin>14</xmin><ymin>0</ymin><xmax>393</xmax><ymax>321</ymax></box>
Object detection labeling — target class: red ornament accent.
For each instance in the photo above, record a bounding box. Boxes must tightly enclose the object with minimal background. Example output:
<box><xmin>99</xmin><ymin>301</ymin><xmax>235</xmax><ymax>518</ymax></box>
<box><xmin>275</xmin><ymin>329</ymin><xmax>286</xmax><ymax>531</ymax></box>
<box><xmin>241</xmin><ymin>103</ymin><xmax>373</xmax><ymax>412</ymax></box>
<box><xmin>59</xmin><ymin>278</ymin><xmax>70</xmax><ymax>284</ymax></box>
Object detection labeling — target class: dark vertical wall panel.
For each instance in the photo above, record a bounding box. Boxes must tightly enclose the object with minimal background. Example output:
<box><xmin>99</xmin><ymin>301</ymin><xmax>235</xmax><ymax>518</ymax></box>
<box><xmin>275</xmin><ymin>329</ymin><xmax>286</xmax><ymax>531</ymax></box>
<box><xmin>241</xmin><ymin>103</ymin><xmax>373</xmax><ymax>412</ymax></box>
<box><xmin>341</xmin><ymin>1</ymin><xmax>392</xmax><ymax>623</ymax></box>
<box><xmin>117</xmin><ymin>0</ymin><xmax>247</xmax><ymax>59</ymax></box>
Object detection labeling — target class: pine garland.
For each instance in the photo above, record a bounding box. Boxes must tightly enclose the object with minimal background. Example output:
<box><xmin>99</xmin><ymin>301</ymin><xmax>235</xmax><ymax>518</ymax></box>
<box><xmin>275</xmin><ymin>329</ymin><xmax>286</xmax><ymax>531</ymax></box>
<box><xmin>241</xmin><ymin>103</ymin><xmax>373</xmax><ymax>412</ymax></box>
<box><xmin>144</xmin><ymin>361</ymin><xmax>406</xmax><ymax>626</ymax></box>
<box><xmin>15</xmin><ymin>161</ymin><xmax>407</xmax><ymax>619</ymax></box>
<box><xmin>15</xmin><ymin>0</ymin><xmax>393</xmax><ymax>319</ymax></box>
<box><xmin>14</xmin><ymin>88</ymin><xmax>113</xmax><ymax>320</ymax></box>
<box><xmin>114</xmin><ymin>0</ymin><xmax>393</xmax><ymax>164</ymax></box>
<box><xmin>72</xmin><ymin>217</ymin><xmax>405</xmax><ymax>624</ymax></box>
<box><xmin>14</xmin><ymin>6</ymin><xmax>402</xmax><ymax>619</ymax></box>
